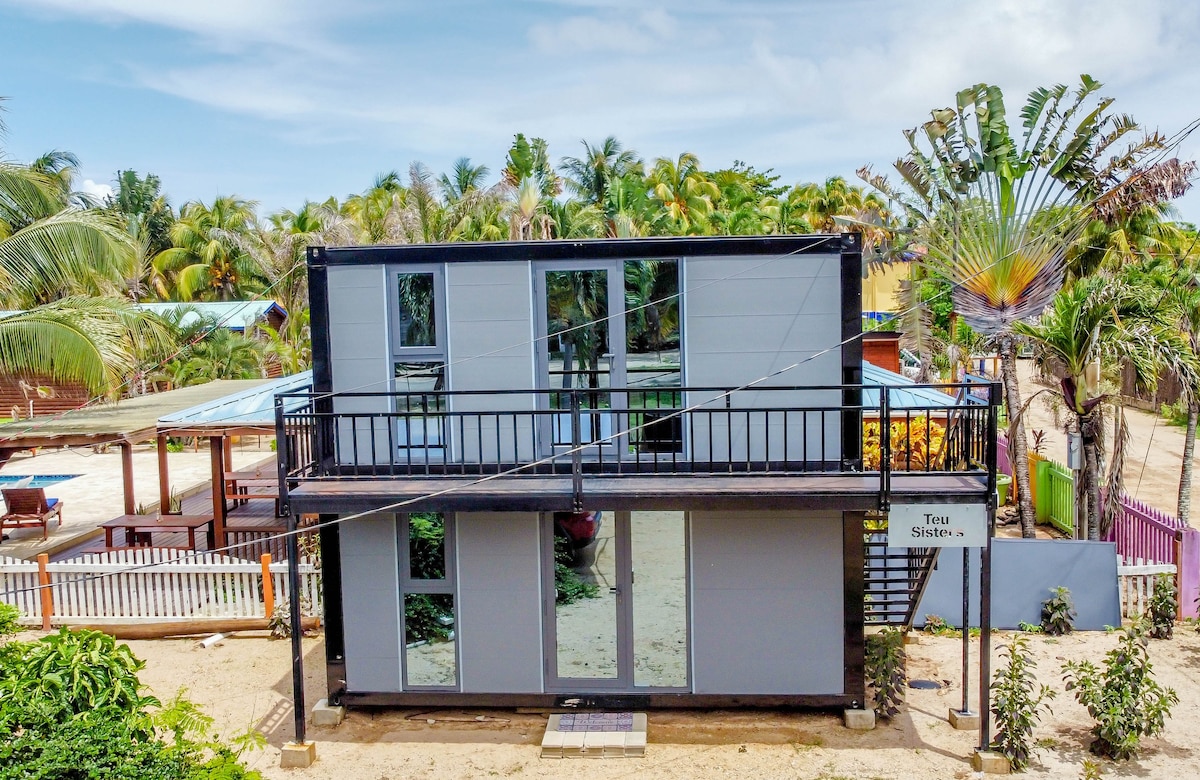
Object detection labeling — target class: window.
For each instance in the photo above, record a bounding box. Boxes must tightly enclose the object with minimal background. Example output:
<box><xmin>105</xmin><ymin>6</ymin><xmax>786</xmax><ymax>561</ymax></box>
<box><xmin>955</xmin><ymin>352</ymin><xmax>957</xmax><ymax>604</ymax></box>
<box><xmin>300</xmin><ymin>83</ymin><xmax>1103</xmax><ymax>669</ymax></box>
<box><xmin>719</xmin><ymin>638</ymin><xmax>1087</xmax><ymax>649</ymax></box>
<box><xmin>399</xmin><ymin>512</ymin><xmax>457</xmax><ymax>688</ymax></box>
<box><xmin>390</xmin><ymin>267</ymin><xmax>447</xmax><ymax>457</ymax></box>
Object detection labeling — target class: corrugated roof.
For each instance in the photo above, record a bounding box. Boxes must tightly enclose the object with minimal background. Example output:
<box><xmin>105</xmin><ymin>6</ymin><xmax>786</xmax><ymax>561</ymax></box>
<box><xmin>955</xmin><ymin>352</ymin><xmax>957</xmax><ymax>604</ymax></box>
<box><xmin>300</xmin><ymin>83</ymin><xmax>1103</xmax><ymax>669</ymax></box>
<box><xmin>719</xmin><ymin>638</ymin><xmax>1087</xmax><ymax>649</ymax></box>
<box><xmin>135</xmin><ymin>301</ymin><xmax>287</xmax><ymax>330</ymax></box>
<box><xmin>0</xmin><ymin>301</ymin><xmax>286</xmax><ymax>332</ymax></box>
<box><xmin>0</xmin><ymin>379</ymin><xmax>273</xmax><ymax>447</ymax></box>
<box><xmin>861</xmin><ymin>362</ymin><xmax>959</xmax><ymax>409</ymax></box>
<box><xmin>158</xmin><ymin>371</ymin><xmax>313</xmax><ymax>428</ymax></box>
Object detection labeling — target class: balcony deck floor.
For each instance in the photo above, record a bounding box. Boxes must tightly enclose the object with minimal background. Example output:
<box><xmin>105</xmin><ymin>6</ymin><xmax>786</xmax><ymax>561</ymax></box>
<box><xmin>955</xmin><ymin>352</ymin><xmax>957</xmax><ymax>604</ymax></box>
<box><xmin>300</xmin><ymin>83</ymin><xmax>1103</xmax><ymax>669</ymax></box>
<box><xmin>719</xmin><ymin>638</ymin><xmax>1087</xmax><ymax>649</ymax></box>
<box><xmin>287</xmin><ymin>472</ymin><xmax>990</xmax><ymax>515</ymax></box>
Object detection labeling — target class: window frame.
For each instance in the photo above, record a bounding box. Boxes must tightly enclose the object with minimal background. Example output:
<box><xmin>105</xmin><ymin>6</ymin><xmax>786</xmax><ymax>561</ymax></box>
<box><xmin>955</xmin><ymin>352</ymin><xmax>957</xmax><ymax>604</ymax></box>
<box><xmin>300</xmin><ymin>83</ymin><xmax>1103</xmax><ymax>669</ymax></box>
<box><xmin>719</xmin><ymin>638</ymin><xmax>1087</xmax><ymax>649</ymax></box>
<box><xmin>396</xmin><ymin>512</ymin><xmax>459</xmax><ymax>690</ymax></box>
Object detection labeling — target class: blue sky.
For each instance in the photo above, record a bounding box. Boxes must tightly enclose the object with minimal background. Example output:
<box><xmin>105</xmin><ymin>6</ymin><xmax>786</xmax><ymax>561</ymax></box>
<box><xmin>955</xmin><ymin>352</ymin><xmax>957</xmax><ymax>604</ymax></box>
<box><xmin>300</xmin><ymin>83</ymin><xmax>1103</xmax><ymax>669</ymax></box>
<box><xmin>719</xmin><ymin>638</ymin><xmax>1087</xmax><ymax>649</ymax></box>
<box><xmin>2</xmin><ymin>0</ymin><xmax>1198</xmax><ymax>222</ymax></box>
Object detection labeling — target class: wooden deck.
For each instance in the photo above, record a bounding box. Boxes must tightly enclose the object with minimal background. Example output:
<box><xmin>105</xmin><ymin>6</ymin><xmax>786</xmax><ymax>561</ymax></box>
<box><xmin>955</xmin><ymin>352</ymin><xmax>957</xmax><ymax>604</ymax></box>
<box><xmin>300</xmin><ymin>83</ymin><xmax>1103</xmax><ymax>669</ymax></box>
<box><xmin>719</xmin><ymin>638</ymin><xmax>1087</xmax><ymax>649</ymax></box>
<box><xmin>52</xmin><ymin>488</ymin><xmax>291</xmax><ymax>563</ymax></box>
<box><xmin>287</xmin><ymin>472</ymin><xmax>991</xmax><ymax>515</ymax></box>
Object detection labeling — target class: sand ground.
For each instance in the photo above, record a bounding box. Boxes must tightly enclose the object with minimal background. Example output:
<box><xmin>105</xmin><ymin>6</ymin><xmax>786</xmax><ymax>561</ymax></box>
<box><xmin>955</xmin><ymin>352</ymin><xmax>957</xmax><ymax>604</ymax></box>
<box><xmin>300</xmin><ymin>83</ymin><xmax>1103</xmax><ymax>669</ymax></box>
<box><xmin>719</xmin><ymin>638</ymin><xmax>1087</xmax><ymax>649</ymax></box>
<box><xmin>12</xmin><ymin>361</ymin><xmax>1200</xmax><ymax>777</ymax></box>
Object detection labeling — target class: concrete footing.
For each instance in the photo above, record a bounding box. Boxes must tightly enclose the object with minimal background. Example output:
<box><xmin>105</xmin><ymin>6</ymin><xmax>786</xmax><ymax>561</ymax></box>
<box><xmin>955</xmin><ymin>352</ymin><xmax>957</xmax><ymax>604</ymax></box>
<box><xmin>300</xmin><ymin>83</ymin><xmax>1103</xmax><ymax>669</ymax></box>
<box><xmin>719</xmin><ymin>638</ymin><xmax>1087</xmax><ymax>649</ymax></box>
<box><xmin>312</xmin><ymin>698</ymin><xmax>345</xmax><ymax>727</ymax></box>
<box><xmin>971</xmin><ymin>750</ymin><xmax>1010</xmax><ymax>774</ymax></box>
<box><xmin>843</xmin><ymin>708</ymin><xmax>876</xmax><ymax>730</ymax></box>
<box><xmin>948</xmin><ymin>709</ymin><xmax>980</xmax><ymax>730</ymax></box>
<box><xmin>280</xmin><ymin>741</ymin><xmax>317</xmax><ymax>768</ymax></box>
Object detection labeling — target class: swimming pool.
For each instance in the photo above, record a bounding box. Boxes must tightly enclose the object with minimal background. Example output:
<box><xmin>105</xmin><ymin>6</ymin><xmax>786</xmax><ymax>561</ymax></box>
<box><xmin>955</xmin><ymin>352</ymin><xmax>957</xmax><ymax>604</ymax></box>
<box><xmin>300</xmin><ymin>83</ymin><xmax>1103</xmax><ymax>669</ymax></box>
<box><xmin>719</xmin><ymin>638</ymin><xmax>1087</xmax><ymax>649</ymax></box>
<box><xmin>0</xmin><ymin>474</ymin><xmax>81</xmax><ymax>489</ymax></box>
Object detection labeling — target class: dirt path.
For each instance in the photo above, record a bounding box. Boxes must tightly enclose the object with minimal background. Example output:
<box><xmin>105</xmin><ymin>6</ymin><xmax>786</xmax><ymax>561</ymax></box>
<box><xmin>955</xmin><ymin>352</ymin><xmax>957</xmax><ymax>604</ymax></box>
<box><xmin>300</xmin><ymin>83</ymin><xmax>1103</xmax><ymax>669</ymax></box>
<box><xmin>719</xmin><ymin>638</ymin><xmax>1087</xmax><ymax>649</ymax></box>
<box><xmin>1014</xmin><ymin>358</ymin><xmax>1199</xmax><ymax>527</ymax></box>
<box><xmin>127</xmin><ymin>629</ymin><xmax>1200</xmax><ymax>779</ymax></box>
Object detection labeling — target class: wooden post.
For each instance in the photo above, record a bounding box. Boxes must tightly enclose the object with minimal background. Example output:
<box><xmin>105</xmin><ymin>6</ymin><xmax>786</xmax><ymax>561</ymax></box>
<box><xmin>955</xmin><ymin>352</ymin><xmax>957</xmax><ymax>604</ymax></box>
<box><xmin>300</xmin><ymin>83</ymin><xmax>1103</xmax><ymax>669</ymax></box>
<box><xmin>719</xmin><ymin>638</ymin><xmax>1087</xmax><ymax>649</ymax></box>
<box><xmin>223</xmin><ymin>436</ymin><xmax>234</xmax><ymax>474</ymax></box>
<box><xmin>261</xmin><ymin>553</ymin><xmax>274</xmax><ymax>617</ymax></box>
<box><xmin>120</xmin><ymin>442</ymin><xmax>136</xmax><ymax>516</ymax></box>
<box><xmin>37</xmin><ymin>553</ymin><xmax>52</xmax><ymax>631</ymax></box>
<box><xmin>210</xmin><ymin>436</ymin><xmax>226</xmax><ymax>551</ymax></box>
<box><xmin>157</xmin><ymin>433</ymin><xmax>172</xmax><ymax>514</ymax></box>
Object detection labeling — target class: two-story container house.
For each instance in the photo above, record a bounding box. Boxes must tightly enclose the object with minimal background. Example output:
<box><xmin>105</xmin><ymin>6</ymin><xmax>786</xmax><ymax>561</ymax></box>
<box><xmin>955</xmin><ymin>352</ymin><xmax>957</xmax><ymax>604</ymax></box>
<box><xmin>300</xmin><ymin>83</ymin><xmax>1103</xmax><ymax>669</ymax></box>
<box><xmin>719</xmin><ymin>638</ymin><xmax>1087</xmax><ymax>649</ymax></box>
<box><xmin>277</xmin><ymin>234</ymin><xmax>996</xmax><ymax>710</ymax></box>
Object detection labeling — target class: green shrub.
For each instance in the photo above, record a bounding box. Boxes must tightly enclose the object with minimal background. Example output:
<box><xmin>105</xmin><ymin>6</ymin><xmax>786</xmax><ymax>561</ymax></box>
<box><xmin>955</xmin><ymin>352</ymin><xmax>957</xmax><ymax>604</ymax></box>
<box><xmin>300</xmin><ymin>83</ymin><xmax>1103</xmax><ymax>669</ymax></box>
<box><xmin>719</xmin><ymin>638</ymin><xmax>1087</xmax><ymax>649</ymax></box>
<box><xmin>0</xmin><ymin>604</ymin><xmax>18</xmax><ymax>639</ymax></box>
<box><xmin>0</xmin><ymin>631</ymin><xmax>262</xmax><ymax>778</ymax></box>
<box><xmin>864</xmin><ymin>628</ymin><xmax>906</xmax><ymax>719</ymax></box>
<box><xmin>1146</xmin><ymin>574</ymin><xmax>1177</xmax><ymax>639</ymax></box>
<box><xmin>990</xmin><ymin>635</ymin><xmax>1055</xmax><ymax>771</ymax></box>
<box><xmin>1063</xmin><ymin>622</ymin><xmax>1178</xmax><ymax>760</ymax></box>
<box><xmin>553</xmin><ymin>535</ymin><xmax>599</xmax><ymax>605</ymax></box>
<box><xmin>1041</xmin><ymin>586</ymin><xmax>1076</xmax><ymax>636</ymax></box>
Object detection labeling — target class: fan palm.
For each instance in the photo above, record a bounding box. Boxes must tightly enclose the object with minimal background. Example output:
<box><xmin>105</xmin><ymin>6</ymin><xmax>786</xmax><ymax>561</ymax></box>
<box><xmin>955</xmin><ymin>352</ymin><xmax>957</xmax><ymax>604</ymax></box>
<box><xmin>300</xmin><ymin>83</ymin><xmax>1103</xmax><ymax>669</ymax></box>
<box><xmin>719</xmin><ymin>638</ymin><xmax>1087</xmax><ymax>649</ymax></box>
<box><xmin>861</xmin><ymin>76</ymin><xmax>1172</xmax><ymax>537</ymax></box>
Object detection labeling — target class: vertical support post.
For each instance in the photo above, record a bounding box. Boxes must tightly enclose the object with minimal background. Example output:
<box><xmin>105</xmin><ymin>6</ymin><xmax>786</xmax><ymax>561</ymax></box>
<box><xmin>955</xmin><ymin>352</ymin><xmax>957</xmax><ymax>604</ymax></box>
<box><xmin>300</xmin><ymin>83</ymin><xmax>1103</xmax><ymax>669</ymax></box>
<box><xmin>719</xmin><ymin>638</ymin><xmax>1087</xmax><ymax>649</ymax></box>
<box><xmin>960</xmin><ymin>547</ymin><xmax>970</xmax><ymax>714</ymax></box>
<box><xmin>276</xmin><ymin>397</ymin><xmax>290</xmax><ymax>517</ymax></box>
<box><xmin>37</xmin><ymin>553</ymin><xmax>52</xmax><ymax>631</ymax></box>
<box><xmin>157</xmin><ymin>433</ymin><xmax>172</xmax><ymax>514</ymax></box>
<box><xmin>119</xmin><ymin>441</ymin><xmax>136</xmax><ymax>516</ymax></box>
<box><xmin>879</xmin><ymin>387</ymin><xmax>891</xmax><ymax>511</ymax></box>
<box><xmin>261</xmin><ymin>553</ymin><xmax>275</xmax><ymax>617</ymax></box>
<box><xmin>286</xmin><ymin>512</ymin><xmax>307</xmax><ymax>745</ymax></box>
<box><xmin>979</xmin><ymin>382</ymin><xmax>1000</xmax><ymax>752</ymax></box>
<box><xmin>210</xmin><ymin>436</ymin><xmax>226</xmax><ymax>550</ymax></box>
<box><xmin>570</xmin><ymin>390</ymin><xmax>583</xmax><ymax>511</ymax></box>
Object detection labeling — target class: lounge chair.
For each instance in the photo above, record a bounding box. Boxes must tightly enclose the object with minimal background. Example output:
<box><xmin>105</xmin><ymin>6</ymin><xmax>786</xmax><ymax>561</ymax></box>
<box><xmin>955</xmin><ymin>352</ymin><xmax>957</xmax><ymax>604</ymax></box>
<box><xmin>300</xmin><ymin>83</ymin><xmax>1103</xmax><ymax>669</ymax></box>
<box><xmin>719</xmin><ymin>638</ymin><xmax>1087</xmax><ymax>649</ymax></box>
<box><xmin>1</xmin><ymin>487</ymin><xmax>64</xmax><ymax>541</ymax></box>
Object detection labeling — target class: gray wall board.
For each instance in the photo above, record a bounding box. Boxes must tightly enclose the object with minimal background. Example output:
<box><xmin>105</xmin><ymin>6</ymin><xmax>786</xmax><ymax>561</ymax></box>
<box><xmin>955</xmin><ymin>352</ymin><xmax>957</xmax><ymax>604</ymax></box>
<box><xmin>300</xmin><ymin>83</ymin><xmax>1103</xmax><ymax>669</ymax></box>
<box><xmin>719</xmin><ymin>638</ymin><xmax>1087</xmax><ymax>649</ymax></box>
<box><xmin>340</xmin><ymin>513</ymin><xmax>403</xmax><ymax>692</ymax></box>
<box><xmin>456</xmin><ymin>512</ymin><xmax>544</xmax><ymax>693</ymax></box>
<box><xmin>690</xmin><ymin>510</ymin><xmax>843</xmax><ymax>695</ymax></box>
<box><xmin>913</xmin><ymin>539</ymin><xmax>1121</xmax><ymax>630</ymax></box>
<box><xmin>328</xmin><ymin>266</ymin><xmax>393</xmax><ymax>465</ymax></box>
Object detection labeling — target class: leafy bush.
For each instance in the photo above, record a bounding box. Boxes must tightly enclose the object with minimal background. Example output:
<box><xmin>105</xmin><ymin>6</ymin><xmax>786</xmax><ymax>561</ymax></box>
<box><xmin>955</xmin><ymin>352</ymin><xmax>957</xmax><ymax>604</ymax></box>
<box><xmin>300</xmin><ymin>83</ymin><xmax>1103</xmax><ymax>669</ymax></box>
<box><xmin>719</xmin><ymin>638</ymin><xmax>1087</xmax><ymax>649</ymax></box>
<box><xmin>0</xmin><ymin>629</ymin><xmax>262</xmax><ymax>778</ymax></box>
<box><xmin>865</xmin><ymin>628</ymin><xmax>906</xmax><ymax>719</ymax></box>
<box><xmin>1146</xmin><ymin>574</ymin><xmax>1177</xmax><ymax>639</ymax></box>
<box><xmin>0</xmin><ymin>604</ymin><xmax>18</xmax><ymax>639</ymax></box>
<box><xmin>990</xmin><ymin>635</ymin><xmax>1055</xmax><ymax>771</ymax></box>
<box><xmin>1041</xmin><ymin>586</ymin><xmax>1076</xmax><ymax>636</ymax></box>
<box><xmin>1063</xmin><ymin>622</ymin><xmax>1178</xmax><ymax>760</ymax></box>
<box><xmin>863</xmin><ymin>417</ymin><xmax>946</xmax><ymax>471</ymax></box>
<box><xmin>922</xmin><ymin>614</ymin><xmax>956</xmax><ymax>637</ymax></box>
<box><xmin>553</xmin><ymin>535</ymin><xmax>598</xmax><ymax>605</ymax></box>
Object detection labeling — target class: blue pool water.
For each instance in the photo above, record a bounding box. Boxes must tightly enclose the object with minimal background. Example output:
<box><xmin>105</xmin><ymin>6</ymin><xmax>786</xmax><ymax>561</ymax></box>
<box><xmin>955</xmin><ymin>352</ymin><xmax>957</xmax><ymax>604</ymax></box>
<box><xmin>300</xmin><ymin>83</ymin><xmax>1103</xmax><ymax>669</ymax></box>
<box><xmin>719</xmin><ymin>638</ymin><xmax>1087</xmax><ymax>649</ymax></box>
<box><xmin>0</xmin><ymin>474</ymin><xmax>80</xmax><ymax>489</ymax></box>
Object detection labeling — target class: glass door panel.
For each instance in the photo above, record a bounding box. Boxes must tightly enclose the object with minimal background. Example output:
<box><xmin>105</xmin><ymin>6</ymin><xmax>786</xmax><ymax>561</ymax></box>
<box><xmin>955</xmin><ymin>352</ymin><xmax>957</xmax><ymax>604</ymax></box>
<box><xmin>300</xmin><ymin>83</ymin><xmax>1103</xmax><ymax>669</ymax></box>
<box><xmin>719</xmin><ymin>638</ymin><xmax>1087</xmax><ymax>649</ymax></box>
<box><xmin>631</xmin><ymin>510</ymin><xmax>689</xmax><ymax>688</ymax></box>
<box><xmin>552</xmin><ymin>509</ymin><xmax>619</xmax><ymax>681</ymax></box>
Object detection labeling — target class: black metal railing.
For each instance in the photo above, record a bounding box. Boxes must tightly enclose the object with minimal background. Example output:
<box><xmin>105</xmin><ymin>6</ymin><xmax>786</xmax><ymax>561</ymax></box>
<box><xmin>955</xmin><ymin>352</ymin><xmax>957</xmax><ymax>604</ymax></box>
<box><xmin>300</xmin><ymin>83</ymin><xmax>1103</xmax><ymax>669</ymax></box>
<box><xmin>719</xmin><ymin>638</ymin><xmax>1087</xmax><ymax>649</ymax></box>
<box><xmin>274</xmin><ymin>380</ymin><xmax>1001</xmax><ymax>510</ymax></box>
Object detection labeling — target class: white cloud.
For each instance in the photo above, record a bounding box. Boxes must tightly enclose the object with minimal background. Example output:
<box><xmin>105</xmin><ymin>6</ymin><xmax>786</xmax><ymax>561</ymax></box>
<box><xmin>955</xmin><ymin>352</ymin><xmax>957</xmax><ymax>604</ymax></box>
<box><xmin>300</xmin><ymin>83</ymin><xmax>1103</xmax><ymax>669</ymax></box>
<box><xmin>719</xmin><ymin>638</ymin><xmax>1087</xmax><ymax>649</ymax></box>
<box><xmin>79</xmin><ymin>179</ymin><xmax>113</xmax><ymax>201</ymax></box>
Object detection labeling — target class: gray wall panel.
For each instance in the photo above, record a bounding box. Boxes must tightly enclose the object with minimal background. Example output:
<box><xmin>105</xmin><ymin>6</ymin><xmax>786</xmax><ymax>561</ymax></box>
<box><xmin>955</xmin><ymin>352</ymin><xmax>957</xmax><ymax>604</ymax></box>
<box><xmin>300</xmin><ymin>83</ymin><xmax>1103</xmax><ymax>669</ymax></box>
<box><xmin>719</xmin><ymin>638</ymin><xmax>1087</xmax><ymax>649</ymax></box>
<box><xmin>683</xmin><ymin>255</ymin><xmax>842</xmax><ymax>463</ymax></box>
<box><xmin>690</xmin><ymin>511</ymin><xmax>843</xmax><ymax>694</ymax></box>
<box><xmin>456</xmin><ymin>512</ymin><xmax>544</xmax><ymax>693</ymax></box>
<box><xmin>339</xmin><ymin>514</ymin><xmax>402</xmax><ymax>692</ymax></box>
<box><xmin>914</xmin><ymin>539</ymin><xmax>1121</xmax><ymax>630</ymax></box>
<box><xmin>329</xmin><ymin>266</ymin><xmax>392</xmax><ymax>464</ymax></box>
<box><xmin>446</xmin><ymin>262</ymin><xmax>535</xmax><ymax>396</ymax></box>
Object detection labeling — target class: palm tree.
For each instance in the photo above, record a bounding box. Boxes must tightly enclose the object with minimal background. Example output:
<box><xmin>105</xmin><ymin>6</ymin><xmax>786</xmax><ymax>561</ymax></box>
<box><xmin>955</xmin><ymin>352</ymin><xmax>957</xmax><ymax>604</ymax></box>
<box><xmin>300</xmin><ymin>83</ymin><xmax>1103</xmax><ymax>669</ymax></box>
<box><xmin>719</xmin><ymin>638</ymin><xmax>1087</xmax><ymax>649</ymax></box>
<box><xmin>153</xmin><ymin>196</ymin><xmax>261</xmax><ymax>300</ymax></box>
<box><xmin>1013</xmin><ymin>276</ymin><xmax>1196</xmax><ymax>538</ymax></box>
<box><xmin>646</xmin><ymin>153</ymin><xmax>719</xmax><ymax>235</ymax></box>
<box><xmin>0</xmin><ymin>297</ymin><xmax>172</xmax><ymax>397</ymax></box>
<box><xmin>560</xmin><ymin>137</ymin><xmax>641</xmax><ymax>210</ymax></box>
<box><xmin>439</xmin><ymin>158</ymin><xmax>490</xmax><ymax>203</ymax></box>
<box><xmin>862</xmin><ymin>76</ymin><xmax>1171</xmax><ymax>537</ymax></box>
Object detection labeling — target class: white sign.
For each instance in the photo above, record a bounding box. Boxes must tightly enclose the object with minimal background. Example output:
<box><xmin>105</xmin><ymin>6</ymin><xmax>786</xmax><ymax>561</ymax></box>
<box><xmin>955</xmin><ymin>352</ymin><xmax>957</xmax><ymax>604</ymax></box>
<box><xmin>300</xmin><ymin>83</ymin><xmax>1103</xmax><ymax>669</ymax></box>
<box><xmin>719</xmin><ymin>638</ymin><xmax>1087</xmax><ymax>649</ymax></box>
<box><xmin>887</xmin><ymin>503</ymin><xmax>988</xmax><ymax>547</ymax></box>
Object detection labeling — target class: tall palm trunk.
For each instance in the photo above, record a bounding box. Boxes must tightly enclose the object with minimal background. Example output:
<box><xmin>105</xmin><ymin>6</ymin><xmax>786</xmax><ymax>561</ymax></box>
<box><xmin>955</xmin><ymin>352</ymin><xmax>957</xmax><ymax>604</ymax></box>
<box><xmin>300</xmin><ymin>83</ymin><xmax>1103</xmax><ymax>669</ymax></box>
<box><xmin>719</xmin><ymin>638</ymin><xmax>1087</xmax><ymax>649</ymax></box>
<box><xmin>999</xmin><ymin>335</ymin><xmax>1037</xmax><ymax>537</ymax></box>
<box><xmin>1081</xmin><ymin>414</ymin><xmax>1103</xmax><ymax>541</ymax></box>
<box><xmin>1180</xmin><ymin>401</ymin><xmax>1198</xmax><ymax>524</ymax></box>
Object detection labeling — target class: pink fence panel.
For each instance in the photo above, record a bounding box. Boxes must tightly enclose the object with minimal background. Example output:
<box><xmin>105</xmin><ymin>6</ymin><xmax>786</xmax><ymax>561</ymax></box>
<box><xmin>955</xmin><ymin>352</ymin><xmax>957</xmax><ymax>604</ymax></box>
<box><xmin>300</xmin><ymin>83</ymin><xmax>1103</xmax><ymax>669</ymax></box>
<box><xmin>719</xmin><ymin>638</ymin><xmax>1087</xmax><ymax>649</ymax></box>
<box><xmin>997</xmin><ymin>435</ymin><xmax>1011</xmax><ymax>478</ymax></box>
<box><xmin>1105</xmin><ymin>493</ymin><xmax>1199</xmax><ymax>619</ymax></box>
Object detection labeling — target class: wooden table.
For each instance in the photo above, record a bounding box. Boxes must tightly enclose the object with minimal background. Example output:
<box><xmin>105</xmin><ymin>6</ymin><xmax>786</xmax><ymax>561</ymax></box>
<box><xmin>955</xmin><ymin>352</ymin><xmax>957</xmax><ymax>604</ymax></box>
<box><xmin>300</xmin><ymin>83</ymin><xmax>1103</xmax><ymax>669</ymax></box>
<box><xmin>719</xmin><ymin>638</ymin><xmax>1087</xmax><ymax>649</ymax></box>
<box><xmin>224</xmin><ymin>472</ymin><xmax>282</xmax><ymax>516</ymax></box>
<box><xmin>101</xmin><ymin>514</ymin><xmax>215</xmax><ymax>550</ymax></box>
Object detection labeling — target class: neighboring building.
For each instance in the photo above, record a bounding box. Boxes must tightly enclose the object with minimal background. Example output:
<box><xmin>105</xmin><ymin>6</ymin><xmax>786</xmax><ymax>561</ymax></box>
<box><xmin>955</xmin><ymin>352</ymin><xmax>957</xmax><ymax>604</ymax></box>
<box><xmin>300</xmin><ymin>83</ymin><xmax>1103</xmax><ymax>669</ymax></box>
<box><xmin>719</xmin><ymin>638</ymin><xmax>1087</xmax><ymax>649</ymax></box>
<box><xmin>134</xmin><ymin>301</ymin><xmax>287</xmax><ymax>335</ymax></box>
<box><xmin>277</xmin><ymin>234</ymin><xmax>995</xmax><ymax>710</ymax></box>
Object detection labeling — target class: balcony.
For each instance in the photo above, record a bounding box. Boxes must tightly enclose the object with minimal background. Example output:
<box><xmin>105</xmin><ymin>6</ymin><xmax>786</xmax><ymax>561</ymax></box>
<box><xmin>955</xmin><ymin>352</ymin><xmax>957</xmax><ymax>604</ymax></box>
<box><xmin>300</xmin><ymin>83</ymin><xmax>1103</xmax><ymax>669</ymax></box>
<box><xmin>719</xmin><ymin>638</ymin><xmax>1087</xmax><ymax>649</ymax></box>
<box><xmin>274</xmin><ymin>382</ymin><xmax>1000</xmax><ymax>515</ymax></box>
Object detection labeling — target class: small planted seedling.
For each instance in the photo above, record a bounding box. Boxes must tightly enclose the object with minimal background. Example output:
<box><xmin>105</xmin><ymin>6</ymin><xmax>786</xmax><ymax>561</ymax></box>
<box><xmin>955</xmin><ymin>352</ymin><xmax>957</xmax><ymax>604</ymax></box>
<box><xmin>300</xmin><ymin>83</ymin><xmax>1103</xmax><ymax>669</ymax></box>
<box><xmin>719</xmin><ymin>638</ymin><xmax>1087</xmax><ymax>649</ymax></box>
<box><xmin>1063</xmin><ymin>621</ymin><xmax>1178</xmax><ymax>760</ymax></box>
<box><xmin>1041</xmin><ymin>586</ymin><xmax>1076</xmax><ymax>636</ymax></box>
<box><xmin>865</xmin><ymin>627</ymin><xmax>906</xmax><ymax>719</ymax></box>
<box><xmin>990</xmin><ymin>635</ymin><xmax>1055</xmax><ymax>771</ymax></box>
<box><xmin>1146</xmin><ymin>574</ymin><xmax>1177</xmax><ymax>639</ymax></box>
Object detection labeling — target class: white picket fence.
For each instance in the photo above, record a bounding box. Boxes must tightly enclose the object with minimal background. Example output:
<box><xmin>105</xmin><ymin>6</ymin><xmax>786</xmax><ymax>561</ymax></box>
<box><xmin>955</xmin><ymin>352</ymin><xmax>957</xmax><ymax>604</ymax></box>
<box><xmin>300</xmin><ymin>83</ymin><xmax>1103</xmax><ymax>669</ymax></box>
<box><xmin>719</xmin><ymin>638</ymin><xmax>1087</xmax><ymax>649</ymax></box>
<box><xmin>1116</xmin><ymin>558</ymin><xmax>1176</xmax><ymax>619</ymax></box>
<box><xmin>0</xmin><ymin>549</ymin><xmax>321</xmax><ymax>626</ymax></box>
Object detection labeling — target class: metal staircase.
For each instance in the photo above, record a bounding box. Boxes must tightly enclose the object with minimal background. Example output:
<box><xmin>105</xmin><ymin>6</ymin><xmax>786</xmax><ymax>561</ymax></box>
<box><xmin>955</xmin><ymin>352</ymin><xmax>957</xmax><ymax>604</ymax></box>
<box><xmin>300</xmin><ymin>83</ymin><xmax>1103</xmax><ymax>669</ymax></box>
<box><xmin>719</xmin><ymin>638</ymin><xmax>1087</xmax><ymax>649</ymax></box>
<box><xmin>863</xmin><ymin>533</ymin><xmax>940</xmax><ymax>628</ymax></box>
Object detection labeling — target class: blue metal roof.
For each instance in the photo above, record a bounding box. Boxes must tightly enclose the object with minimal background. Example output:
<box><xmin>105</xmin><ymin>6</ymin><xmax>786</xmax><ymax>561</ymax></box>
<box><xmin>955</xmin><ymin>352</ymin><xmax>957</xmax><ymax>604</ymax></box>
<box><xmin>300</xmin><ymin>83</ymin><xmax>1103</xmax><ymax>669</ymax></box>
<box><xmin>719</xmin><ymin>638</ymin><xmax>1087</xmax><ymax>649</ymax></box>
<box><xmin>861</xmin><ymin>362</ymin><xmax>959</xmax><ymax>409</ymax></box>
<box><xmin>158</xmin><ymin>370</ymin><xmax>312</xmax><ymax>427</ymax></box>
<box><xmin>136</xmin><ymin>301</ymin><xmax>287</xmax><ymax>331</ymax></box>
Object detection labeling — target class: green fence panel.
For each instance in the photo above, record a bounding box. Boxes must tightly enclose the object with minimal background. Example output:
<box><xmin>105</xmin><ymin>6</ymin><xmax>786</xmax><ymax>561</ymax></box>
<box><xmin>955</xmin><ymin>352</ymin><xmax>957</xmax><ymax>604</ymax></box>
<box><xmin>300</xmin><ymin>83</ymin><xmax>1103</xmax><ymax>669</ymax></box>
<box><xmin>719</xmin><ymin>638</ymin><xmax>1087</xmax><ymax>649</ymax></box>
<box><xmin>1042</xmin><ymin>459</ymin><xmax>1075</xmax><ymax>535</ymax></box>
